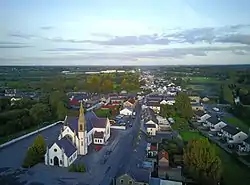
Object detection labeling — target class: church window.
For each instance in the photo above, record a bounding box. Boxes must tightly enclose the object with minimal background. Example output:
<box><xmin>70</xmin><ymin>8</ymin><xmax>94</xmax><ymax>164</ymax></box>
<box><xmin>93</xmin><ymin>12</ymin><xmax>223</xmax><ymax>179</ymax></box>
<box><xmin>80</xmin><ymin>124</ymin><xmax>83</xmax><ymax>131</ymax></box>
<box><xmin>129</xmin><ymin>180</ymin><xmax>132</xmax><ymax>184</ymax></box>
<box><xmin>60</xmin><ymin>160</ymin><xmax>62</xmax><ymax>164</ymax></box>
<box><xmin>81</xmin><ymin>141</ymin><xmax>83</xmax><ymax>146</ymax></box>
<box><xmin>50</xmin><ymin>159</ymin><xmax>52</xmax><ymax>164</ymax></box>
<box><xmin>120</xmin><ymin>179</ymin><xmax>124</xmax><ymax>184</ymax></box>
<box><xmin>54</xmin><ymin>148</ymin><xmax>57</xmax><ymax>152</ymax></box>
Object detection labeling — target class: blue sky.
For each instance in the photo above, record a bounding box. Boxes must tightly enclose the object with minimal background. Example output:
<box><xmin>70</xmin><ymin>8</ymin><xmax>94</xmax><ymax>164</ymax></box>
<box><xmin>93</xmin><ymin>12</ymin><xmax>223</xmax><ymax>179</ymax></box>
<box><xmin>1</xmin><ymin>0</ymin><xmax>250</xmax><ymax>65</ymax></box>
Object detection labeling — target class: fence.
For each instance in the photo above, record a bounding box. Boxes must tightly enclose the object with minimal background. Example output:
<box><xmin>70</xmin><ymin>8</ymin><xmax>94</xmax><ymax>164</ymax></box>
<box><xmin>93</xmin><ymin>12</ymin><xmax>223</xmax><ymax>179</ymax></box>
<box><xmin>0</xmin><ymin>121</ymin><xmax>63</xmax><ymax>149</ymax></box>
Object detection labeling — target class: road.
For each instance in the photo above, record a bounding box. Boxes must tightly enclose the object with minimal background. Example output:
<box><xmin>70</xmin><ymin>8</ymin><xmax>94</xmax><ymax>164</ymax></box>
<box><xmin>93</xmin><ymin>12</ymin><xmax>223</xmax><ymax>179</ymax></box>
<box><xmin>0</xmin><ymin>123</ymin><xmax>62</xmax><ymax>169</ymax></box>
<box><xmin>91</xmin><ymin>103</ymin><xmax>142</xmax><ymax>185</ymax></box>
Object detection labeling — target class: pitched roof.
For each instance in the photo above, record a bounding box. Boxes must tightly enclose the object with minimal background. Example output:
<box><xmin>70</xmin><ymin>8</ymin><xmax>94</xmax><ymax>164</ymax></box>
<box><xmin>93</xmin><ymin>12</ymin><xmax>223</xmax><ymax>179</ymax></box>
<box><xmin>195</xmin><ymin>110</ymin><xmax>206</xmax><ymax>117</ymax></box>
<box><xmin>94</xmin><ymin>131</ymin><xmax>104</xmax><ymax>139</ymax></box>
<box><xmin>55</xmin><ymin>137</ymin><xmax>77</xmax><ymax>157</ymax></box>
<box><xmin>221</xmin><ymin>125</ymin><xmax>240</xmax><ymax>135</ymax></box>
<box><xmin>159</xmin><ymin>150</ymin><xmax>169</xmax><ymax>160</ymax></box>
<box><xmin>144</xmin><ymin>108</ymin><xmax>158</xmax><ymax>124</ymax></box>
<box><xmin>146</xmin><ymin>101</ymin><xmax>160</xmax><ymax>107</ymax></box>
<box><xmin>243</xmin><ymin>137</ymin><xmax>250</xmax><ymax>145</ymax></box>
<box><xmin>207</xmin><ymin>116</ymin><xmax>219</xmax><ymax>125</ymax></box>
<box><xmin>146</xmin><ymin>124</ymin><xmax>156</xmax><ymax>128</ymax></box>
<box><xmin>127</xmin><ymin>98</ymin><xmax>136</xmax><ymax>104</ymax></box>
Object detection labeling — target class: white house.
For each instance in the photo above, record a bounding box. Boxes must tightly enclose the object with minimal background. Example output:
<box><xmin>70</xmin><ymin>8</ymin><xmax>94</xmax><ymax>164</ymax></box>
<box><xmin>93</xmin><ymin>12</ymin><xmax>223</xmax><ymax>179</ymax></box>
<box><xmin>146</xmin><ymin>101</ymin><xmax>160</xmax><ymax>113</ymax></box>
<box><xmin>156</xmin><ymin>115</ymin><xmax>171</xmax><ymax>131</ymax></box>
<box><xmin>205</xmin><ymin>116</ymin><xmax>220</xmax><ymax>127</ymax></box>
<box><xmin>120</xmin><ymin>107</ymin><xmax>133</xmax><ymax>116</ymax></box>
<box><xmin>195</xmin><ymin>110</ymin><xmax>211</xmax><ymax>123</ymax></box>
<box><xmin>210</xmin><ymin>121</ymin><xmax>227</xmax><ymax>132</ymax></box>
<box><xmin>220</xmin><ymin>125</ymin><xmax>248</xmax><ymax>144</ymax></box>
<box><xmin>160</xmin><ymin>99</ymin><xmax>175</xmax><ymax>106</ymax></box>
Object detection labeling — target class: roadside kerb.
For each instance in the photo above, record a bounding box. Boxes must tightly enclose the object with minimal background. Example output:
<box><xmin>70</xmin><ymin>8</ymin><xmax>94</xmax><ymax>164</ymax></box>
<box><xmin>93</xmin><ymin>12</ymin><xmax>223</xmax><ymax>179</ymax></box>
<box><xmin>0</xmin><ymin>120</ymin><xmax>63</xmax><ymax>149</ymax></box>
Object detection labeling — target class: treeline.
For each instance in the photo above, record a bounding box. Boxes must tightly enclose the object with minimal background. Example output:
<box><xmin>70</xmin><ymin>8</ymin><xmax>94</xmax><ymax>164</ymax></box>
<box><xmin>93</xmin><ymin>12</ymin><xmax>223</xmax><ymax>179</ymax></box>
<box><xmin>0</xmin><ymin>91</ymin><xmax>67</xmax><ymax>139</ymax></box>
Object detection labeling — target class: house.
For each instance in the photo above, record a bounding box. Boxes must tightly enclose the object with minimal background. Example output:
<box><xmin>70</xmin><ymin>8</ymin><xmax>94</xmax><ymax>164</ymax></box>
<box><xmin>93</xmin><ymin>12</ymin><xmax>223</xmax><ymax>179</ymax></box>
<box><xmin>158</xmin><ymin>150</ymin><xmax>169</xmax><ymax>179</ymax></box>
<box><xmin>205</xmin><ymin>115</ymin><xmax>220</xmax><ymax>127</ymax></box>
<box><xmin>150</xmin><ymin>178</ymin><xmax>183</xmax><ymax>185</ymax></box>
<box><xmin>210</xmin><ymin>121</ymin><xmax>227</xmax><ymax>132</ymax></box>
<box><xmin>220</xmin><ymin>125</ymin><xmax>248</xmax><ymax>144</ymax></box>
<box><xmin>123</xmin><ymin>98</ymin><xmax>137</xmax><ymax>109</ymax></box>
<box><xmin>191</xmin><ymin>103</ymin><xmax>204</xmax><ymax>111</ymax></box>
<box><xmin>4</xmin><ymin>89</ymin><xmax>17</xmax><ymax>97</ymax></box>
<box><xmin>189</xmin><ymin>95</ymin><xmax>201</xmax><ymax>103</ymax></box>
<box><xmin>157</xmin><ymin>115</ymin><xmax>171</xmax><ymax>131</ymax></box>
<box><xmin>143</xmin><ymin>108</ymin><xmax>159</xmax><ymax>135</ymax></box>
<box><xmin>239</xmin><ymin>137</ymin><xmax>250</xmax><ymax>152</ymax></box>
<box><xmin>45</xmin><ymin>102</ymin><xmax>111</xmax><ymax>167</ymax></box>
<box><xmin>194</xmin><ymin>110</ymin><xmax>211</xmax><ymax>122</ymax></box>
<box><xmin>146</xmin><ymin>142</ymin><xmax>158</xmax><ymax>161</ymax></box>
<box><xmin>160</xmin><ymin>98</ymin><xmax>175</xmax><ymax>106</ymax></box>
<box><xmin>120</xmin><ymin>107</ymin><xmax>133</xmax><ymax>116</ymax></box>
<box><xmin>115</xmin><ymin>168</ymin><xmax>151</xmax><ymax>185</ymax></box>
<box><xmin>146</xmin><ymin>101</ymin><xmax>161</xmax><ymax>113</ymax></box>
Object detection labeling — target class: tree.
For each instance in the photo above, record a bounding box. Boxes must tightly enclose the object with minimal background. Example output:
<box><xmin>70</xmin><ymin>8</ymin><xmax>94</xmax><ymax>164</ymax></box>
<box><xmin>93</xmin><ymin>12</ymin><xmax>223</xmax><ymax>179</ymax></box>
<box><xmin>22</xmin><ymin>135</ymin><xmax>46</xmax><ymax>168</ymax></box>
<box><xmin>29</xmin><ymin>103</ymin><xmax>50</xmax><ymax>124</ymax></box>
<box><xmin>56</xmin><ymin>101</ymin><xmax>67</xmax><ymax>120</ymax></box>
<box><xmin>100</xmin><ymin>79</ymin><xmax>113</xmax><ymax>93</ymax></box>
<box><xmin>175</xmin><ymin>92</ymin><xmax>193</xmax><ymax>119</ymax></box>
<box><xmin>160</xmin><ymin>104</ymin><xmax>176</xmax><ymax>118</ymax></box>
<box><xmin>183</xmin><ymin>138</ymin><xmax>222</xmax><ymax>185</ymax></box>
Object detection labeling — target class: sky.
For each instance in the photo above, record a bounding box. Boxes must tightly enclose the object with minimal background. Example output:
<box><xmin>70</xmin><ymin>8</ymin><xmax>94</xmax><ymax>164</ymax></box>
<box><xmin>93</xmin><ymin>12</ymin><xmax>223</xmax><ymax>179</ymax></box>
<box><xmin>1</xmin><ymin>0</ymin><xmax>250</xmax><ymax>66</ymax></box>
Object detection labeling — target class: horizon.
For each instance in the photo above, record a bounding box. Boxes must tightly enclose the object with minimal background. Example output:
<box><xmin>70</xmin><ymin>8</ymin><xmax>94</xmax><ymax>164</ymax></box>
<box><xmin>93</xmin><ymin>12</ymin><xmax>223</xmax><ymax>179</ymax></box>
<box><xmin>1</xmin><ymin>0</ymin><xmax>250</xmax><ymax>65</ymax></box>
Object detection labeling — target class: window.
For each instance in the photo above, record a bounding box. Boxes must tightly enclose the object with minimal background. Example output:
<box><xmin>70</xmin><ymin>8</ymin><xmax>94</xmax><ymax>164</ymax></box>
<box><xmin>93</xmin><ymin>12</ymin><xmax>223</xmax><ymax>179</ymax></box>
<box><xmin>54</xmin><ymin>148</ymin><xmax>57</xmax><ymax>152</ymax></box>
<box><xmin>120</xmin><ymin>179</ymin><xmax>124</xmax><ymax>184</ymax></box>
<box><xmin>81</xmin><ymin>141</ymin><xmax>83</xmax><ymax>146</ymax></box>
<box><xmin>129</xmin><ymin>180</ymin><xmax>132</xmax><ymax>184</ymax></box>
<box><xmin>50</xmin><ymin>159</ymin><xmax>52</xmax><ymax>164</ymax></box>
<box><xmin>80</xmin><ymin>124</ymin><xmax>83</xmax><ymax>131</ymax></box>
<box><xmin>60</xmin><ymin>160</ymin><xmax>62</xmax><ymax>164</ymax></box>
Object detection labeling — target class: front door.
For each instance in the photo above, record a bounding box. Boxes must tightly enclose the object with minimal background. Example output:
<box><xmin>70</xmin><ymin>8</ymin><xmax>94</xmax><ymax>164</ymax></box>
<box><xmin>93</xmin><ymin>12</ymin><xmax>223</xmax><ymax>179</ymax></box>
<box><xmin>53</xmin><ymin>156</ymin><xmax>59</xmax><ymax>166</ymax></box>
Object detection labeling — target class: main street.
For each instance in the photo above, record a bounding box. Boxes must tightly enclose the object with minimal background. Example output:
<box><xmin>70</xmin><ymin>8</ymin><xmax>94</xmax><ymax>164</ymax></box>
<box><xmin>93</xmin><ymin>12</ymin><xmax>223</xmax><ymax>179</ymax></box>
<box><xmin>90</xmin><ymin>103</ymin><xmax>143</xmax><ymax>185</ymax></box>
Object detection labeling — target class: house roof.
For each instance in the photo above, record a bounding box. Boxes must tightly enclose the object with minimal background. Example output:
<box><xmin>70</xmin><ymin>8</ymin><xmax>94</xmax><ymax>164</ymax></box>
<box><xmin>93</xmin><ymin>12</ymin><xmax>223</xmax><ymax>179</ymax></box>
<box><xmin>127</xmin><ymin>98</ymin><xmax>136</xmax><ymax>104</ymax></box>
<box><xmin>244</xmin><ymin>137</ymin><xmax>250</xmax><ymax>145</ymax></box>
<box><xmin>194</xmin><ymin>110</ymin><xmax>206</xmax><ymax>117</ymax></box>
<box><xmin>221</xmin><ymin>125</ymin><xmax>240</xmax><ymax>135</ymax></box>
<box><xmin>207</xmin><ymin>116</ymin><xmax>219</xmax><ymax>125</ymax></box>
<box><xmin>146</xmin><ymin>124</ymin><xmax>156</xmax><ymax>128</ymax></box>
<box><xmin>159</xmin><ymin>150</ymin><xmax>169</xmax><ymax>160</ymax></box>
<box><xmin>55</xmin><ymin>137</ymin><xmax>77</xmax><ymax>157</ymax></box>
<box><xmin>144</xmin><ymin>108</ymin><xmax>158</xmax><ymax>124</ymax></box>
<box><xmin>94</xmin><ymin>131</ymin><xmax>104</xmax><ymax>139</ymax></box>
<box><xmin>146</xmin><ymin>101</ymin><xmax>161</xmax><ymax>107</ymax></box>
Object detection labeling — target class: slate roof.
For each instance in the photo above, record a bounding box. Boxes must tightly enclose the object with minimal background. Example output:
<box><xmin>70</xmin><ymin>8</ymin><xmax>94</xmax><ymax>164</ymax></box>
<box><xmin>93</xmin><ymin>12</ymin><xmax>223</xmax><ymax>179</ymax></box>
<box><xmin>93</xmin><ymin>131</ymin><xmax>104</xmax><ymax>139</ymax></box>
<box><xmin>146</xmin><ymin>124</ymin><xmax>156</xmax><ymax>128</ymax></box>
<box><xmin>144</xmin><ymin>108</ymin><xmax>158</xmax><ymax>124</ymax></box>
<box><xmin>243</xmin><ymin>137</ymin><xmax>250</xmax><ymax>145</ymax></box>
<box><xmin>65</xmin><ymin>111</ymin><xmax>107</xmax><ymax>134</ymax></box>
<box><xmin>207</xmin><ymin>116</ymin><xmax>219</xmax><ymax>125</ymax></box>
<box><xmin>195</xmin><ymin>110</ymin><xmax>206</xmax><ymax>117</ymax></box>
<box><xmin>146</xmin><ymin>101</ymin><xmax>160</xmax><ymax>107</ymax></box>
<box><xmin>221</xmin><ymin>125</ymin><xmax>240</xmax><ymax>135</ymax></box>
<box><xmin>55</xmin><ymin>137</ymin><xmax>77</xmax><ymax>157</ymax></box>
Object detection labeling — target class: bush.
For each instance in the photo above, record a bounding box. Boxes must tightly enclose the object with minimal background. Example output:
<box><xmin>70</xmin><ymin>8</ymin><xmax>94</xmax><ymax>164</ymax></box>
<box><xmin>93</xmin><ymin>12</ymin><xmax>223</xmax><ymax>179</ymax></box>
<box><xmin>69</xmin><ymin>163</ymin><xmax>86</xmax><ymax>173</ymax></box>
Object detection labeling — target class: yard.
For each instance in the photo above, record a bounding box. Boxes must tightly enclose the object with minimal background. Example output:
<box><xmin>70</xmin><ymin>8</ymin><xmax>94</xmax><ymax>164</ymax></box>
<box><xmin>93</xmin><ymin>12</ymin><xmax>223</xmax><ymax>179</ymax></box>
<box><xmin>223</xmin><ymin>117</ymin><xmax>248</xmax><ymax>133</ymax></box>
<box><xmin>180</xmin><ymin>131</ymin><xmax>250</xmax><ymax>185</ymax></box>
<box><xmin>94</xmin><ymin>109</ymin><xmax>112</xmax><ymax>118</ymax></box>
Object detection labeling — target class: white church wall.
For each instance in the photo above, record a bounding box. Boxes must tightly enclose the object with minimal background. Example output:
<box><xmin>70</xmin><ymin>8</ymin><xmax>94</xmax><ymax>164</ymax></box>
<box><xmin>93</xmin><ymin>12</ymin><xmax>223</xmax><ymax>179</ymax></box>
<box><xmin>47</xmin><ymin>143</ymin><xmax>65</xmax><ymax>167</ymax></box>
<box><xmin>87</xmin><ymin>128</ymin><xmax>94</xmax><ymax>145</ymax></box>
<box><xmin>105</xmin><ymin>119</ymin><xmax>111</xmax><ymax>142</ymax></box>
<box><xmin>68</xmin><ymin>151</ymin><xmax>78</xmax><ymax>167</ymax></box>
<box><xmin>59</xmin><ymin>126</ymin><xmax>75</xmax><ymax>140</ymax></box>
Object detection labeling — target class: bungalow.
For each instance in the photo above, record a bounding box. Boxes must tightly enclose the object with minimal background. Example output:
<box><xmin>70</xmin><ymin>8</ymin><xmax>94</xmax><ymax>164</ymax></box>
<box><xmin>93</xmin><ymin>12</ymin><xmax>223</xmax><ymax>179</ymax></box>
<box><xmin>120</xmin><ymin>107</ymin><xmax>133</xmax><ymax>116</ymax></box>
<box><xmin>194</xmin><ymin>110</ymin><xmax>211</xmax><ymax>122</ymax></box>
<box><xmin>239</xmin><ymin>137</ymin><xmax>250</xmax><ymax>153</ymax></box>
<box><xmin>210</xmin><ymin>121</ymin><xmax>227</xmax><ymax>132</ymax></box>
<box><xmin>158</xmin><ymin>150</ymin><xmax>169</xmax><ymax>179</ymax></box>
<box><xmin>220</xmin><ymin>125</ymin><xmax>248</xmax><ymax>144</ymax></box>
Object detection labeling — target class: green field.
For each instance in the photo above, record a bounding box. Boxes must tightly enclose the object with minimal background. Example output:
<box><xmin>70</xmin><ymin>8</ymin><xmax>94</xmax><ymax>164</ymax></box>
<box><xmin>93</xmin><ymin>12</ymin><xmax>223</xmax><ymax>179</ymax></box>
<box><xmin>180</xmin><ymin>131</ymin><xmax>250</xmax><ymax>185</ymax></box>
<box><xmin>186</xmin><ymin>84</ymin><xmax>205</xmax><ymax>91</ymax></box>
<box><xmin>223</xmin><ymin>117</ymin><xmax>249</xmax><ymax>133</ymax></box>
<box><xmin>189</xmin><ymin>76</ymin><xmax>218</xmax><ymax>83</ymax></box>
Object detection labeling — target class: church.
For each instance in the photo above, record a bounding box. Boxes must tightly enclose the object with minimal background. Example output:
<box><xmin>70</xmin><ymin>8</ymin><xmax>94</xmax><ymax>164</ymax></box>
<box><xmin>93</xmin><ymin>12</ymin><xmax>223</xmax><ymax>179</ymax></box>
<box><xmin>44</xmin><ymin>102</ymin><xmax>111</xmax><ymax>167</ymax></box>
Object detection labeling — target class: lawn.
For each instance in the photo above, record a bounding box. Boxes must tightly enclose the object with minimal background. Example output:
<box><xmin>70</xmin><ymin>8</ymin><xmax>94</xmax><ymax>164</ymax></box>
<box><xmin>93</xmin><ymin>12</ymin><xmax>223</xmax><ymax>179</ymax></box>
<box><xmin>180</xmin><ymin>131</ymin><xmax>250</xmax><ymax>185</ymax></box>
<box><xmin>186</xmin><ymin>84</ymin><xmax>205</xmax><ymax>91</ymax></box>
<box><xmin>94</xmin><ymin>108</ymin><xmax>112</xmax><ymax>118</ymax></box>
<box><xmin>179</xmin><ymin>131</ymin><xmax>203</xmax><ymax>142</ymax></box>
<box><xmin>222</xmin><ymin>84</ymin><xmax>234</xmax><ymax>104</ymax></box>
<box><xmin>189</xmin><ymin>77</ymin><xmax>218</xmax><ymax>83</ymax></box>
<box><xmin>223</xmin><ymin>117</ymin><xmax>248</xmax><ymax>133</ymax></box>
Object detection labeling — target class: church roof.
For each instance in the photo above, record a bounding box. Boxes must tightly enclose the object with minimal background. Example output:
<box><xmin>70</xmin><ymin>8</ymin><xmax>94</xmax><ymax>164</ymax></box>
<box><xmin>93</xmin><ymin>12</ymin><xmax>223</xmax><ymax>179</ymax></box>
<box><xmin>94</xmin><ymin>131</ymin><xmax>104</xmax><ymax>139</ymax></box>
<box><xmin>65</xmin><ymin>111</ymin><xmax>107</xmax><ymax>134</ymax></box>
<box><xmin>55</xmin><ymin>137</ymin><xmax>77</xmax><ymax>157</ymax></box>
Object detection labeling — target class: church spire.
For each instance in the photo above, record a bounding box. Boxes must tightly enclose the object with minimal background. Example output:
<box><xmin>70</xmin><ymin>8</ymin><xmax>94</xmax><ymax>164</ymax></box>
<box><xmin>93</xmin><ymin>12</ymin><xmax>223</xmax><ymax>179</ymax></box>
<box><xmin>78</xmin><ymin>101</ymin><xmax>86</xmax><ymax>132</ymax></box>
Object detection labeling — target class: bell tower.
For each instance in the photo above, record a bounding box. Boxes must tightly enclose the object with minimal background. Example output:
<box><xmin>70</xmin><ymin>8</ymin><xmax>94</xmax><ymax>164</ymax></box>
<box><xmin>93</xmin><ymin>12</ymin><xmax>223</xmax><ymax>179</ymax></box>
<box><xmin>78</xmin><ymin>101</ymin><xmax>88</xmax><ymax>155</ymax></box>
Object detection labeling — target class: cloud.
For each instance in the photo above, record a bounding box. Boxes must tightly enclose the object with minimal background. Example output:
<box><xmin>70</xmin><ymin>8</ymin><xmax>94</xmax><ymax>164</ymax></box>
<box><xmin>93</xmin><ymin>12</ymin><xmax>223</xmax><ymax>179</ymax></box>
<box><xmin>0</xmin><ymin>45</ymin><xmax>31</xmax><ymax>48</ymax></box>
<box><xmin>42</xmin><ymin>48</ymin><xmax>93</xmax><ymax>52</ymax></box>
<box><xmin>10</xmin><ymin>33</ymin><xmax>36</xmax><ymax>40</ymax></box>
<box><xmin>215</xmin><ymin>34</ymin><xmax>250</xmax><ymax>45</ymax></box>
<box><xmin>40</xmin><ymin>26</ymin><xmax>53</xmax><ymax>30</ymax></box>
<box><xmin>0</xmin><ymin>41</ymin><xmax>25</xmax><ymax>45</ymax></box>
